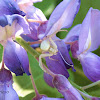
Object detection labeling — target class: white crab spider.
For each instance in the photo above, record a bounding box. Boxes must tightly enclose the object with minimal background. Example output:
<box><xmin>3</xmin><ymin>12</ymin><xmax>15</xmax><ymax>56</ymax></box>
<box><xmin>39</xmin><ymin>37</ymin><xmax>58</xmax><ymax>72</ymax></box>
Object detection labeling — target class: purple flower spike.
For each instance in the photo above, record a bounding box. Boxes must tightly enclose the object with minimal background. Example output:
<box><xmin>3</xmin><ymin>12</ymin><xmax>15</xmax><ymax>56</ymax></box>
<box><xmin>44</xmin><ymin>0</ymin><xmax>80</xmax><ymax>37</ymax></box>
<box><xmin>4</xmin><ymin>40</ymin><xmax>30</xmax><ymax>76</ymax></box>
<box><xmin>79</xmin><ymin>52</ymin><xmax>100</xmax><ymax>82</ymax></box>
<box><xmin>0</xmin><ymin>68</ymin><xmax>19</xmax><ymax>100</ymax></box>
<box><xmin>53</xmin><ymin>74</ymin><xmax>83</xmax><ymax>100</ymax></box>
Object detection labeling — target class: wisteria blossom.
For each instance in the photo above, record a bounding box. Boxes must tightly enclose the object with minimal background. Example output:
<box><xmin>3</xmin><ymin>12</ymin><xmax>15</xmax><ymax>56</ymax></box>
<box><xmin>37</xmin><ymin>0</ymin><xmax>80</xmax><ymax>87</ymax></box>
<box><xmin>0</xmin><ymin>0</ymin><xmax>30</xmax><ymax>76</ymax></box>
<box><xmin>64</xmin><ymin>7</ymin><xmax>100</xmax><ymax>82</ymax></box>
<box><xmin>0</xmin><ymin>68</ymin><xmax>19</xmax><ymax>100</ymax></box>
<box><xmin>0</xmin><ymin>0</ymin><xmax>99</xmax><ymax>100</ymax></box>
<box><xmin>53</xmin><ymin>74</ymin><xmax>83</xmax><ymax>100</ymax></box>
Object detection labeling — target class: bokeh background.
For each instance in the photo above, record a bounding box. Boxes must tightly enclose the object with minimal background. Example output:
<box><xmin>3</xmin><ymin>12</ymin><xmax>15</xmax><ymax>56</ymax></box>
<box><xmin>0</xmin><ymin>0</ymin><xmax>100</xmax><ymax>100</ymax></box>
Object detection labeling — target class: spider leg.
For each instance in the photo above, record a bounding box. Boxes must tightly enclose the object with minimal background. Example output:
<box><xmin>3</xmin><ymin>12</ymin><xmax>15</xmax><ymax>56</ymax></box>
<box><xmin>39</xmin><ymin>53</ymin><xmax>53</xmax><ymax>72</ymax></box>
<box><xmin>49</xmin><ymin>56</ymin><xmax>58</xmax><ymax>61</ymax></box>
<box><xmin>49</xmin><ymin>38</ymin><xmax>58</xmax><ymax>52</ymax></box>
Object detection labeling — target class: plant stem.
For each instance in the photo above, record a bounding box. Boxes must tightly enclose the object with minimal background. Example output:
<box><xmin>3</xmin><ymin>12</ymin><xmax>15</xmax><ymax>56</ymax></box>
<box><xmin>16</xmin><ymin>36</ymin><xmax>40</xmax><ymax>58</ymax></box>
<box><xmin>29</xmin><ymin>66</ymin><xmax>40</xmax><ymax>97</ymax></box>
<box><xmin>1</xmin><ymin>48</ymin><xmax>5</xmax><ymax>69</ymax></box>
<box><xmin>81</xmin><ymin>80</ymin><xmax>100</xmax><ymax>90</ymax></box>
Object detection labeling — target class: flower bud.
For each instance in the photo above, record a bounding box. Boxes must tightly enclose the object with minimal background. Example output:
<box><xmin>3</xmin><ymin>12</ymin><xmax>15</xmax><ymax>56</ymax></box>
<box><xmin>0</xmin><ymin>68</ymin><xmax>19</xmax><ymax>100</ymax></box>
<box><xmin>53</xmin><ymin>74</ymin><xmax>83</xmax><ymax>100</ymax></box>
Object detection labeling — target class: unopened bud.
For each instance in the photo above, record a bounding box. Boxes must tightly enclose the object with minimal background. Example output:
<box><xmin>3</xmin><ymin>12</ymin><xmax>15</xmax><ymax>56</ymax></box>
<box><xmin>0</xmin><ymin>68</ymin><xmax>19</xmax><ymax>100</ymax></box>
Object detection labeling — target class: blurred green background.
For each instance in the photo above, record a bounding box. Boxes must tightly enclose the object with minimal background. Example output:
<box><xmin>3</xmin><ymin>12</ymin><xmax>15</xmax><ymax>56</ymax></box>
<box><xmin>0</xmin><ymin>0</ymin><xmax>100</xmax><ymax>100</ymax></box>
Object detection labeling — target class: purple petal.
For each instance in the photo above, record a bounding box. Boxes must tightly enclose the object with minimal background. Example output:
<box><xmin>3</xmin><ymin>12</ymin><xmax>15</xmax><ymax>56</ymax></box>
<box><xmin>70</xmin><ymin>41</ymin><xmax>79</xmax><ymax>58</ymax></box>
<box><xmin>6</xmin><ymin>14</ymin><xmax>30</xmax><ymax>35</ymax></box>
<box><xmin>40</xmin><ymin>96</ymin><xmax>64</xmax><ymax>100</ymax></box>
<box><xmin>63</xmin><ymin>24</ymin><xmax>81</xmax><ymax>42</ymax></box>
<box><xmin>0</xmin><ymin>68</ymin><xmax>19</xmax><ymax>100</ymax></box>
<box><xmin>21</xmin><ymin>34</ymin><xmax>39</xmax><ymax>48</ymax></box>
<box><xmin>79</xmin><ymin>52</ymin><xmax>100</xmax><ymax>82</ymax></box>
<box><xmin>44</xmin><ymin>51</ymin><xmax>69</xmax><ymax>87</ymax></box>
<box><xmin>0</xmin><ymin>14</ymin><xmax>30</xmax><ymax>42</ymax></box>
<box><xmin>25</xmin><ymin>6</ymin><xmax>47</xmax><ymax>40</ymax></box>
<box><xmin>55</xmin><ymin>39</ymin><xmax>75</xmax><ymax>71</ymax></box>
<box><xmin>53</xmin><ymin>74</ymin><xmax>83</xmax><ymax>100</ymax></box>
<box><xmin>45</xmin><ymin>0</ymin><xmax>80</xmax><ymax>36</ymax></box>
<box><xmin>44</xmin><ymin>72</ymin><xmax>54</xmax><ymax>87</ymax></box>
<box><xmin>0</xmin><ymin>0</ymin><xmax>25</xmax><ymax>16</ymax></box>
<box><xmin>38</xmin><ymin>21</ymin><xmax>48</xmax><ymax>39</ymax></box>
<box><xmin>0</xmin><ymin>68</ymin><xmax>12</xmax><ymax>83</ymax></box>
<box><xmin>4</xmin><ymin>40</ymin><xmax>30</xmax><ymax>76</ymax></box>
<box><xmin>79</xmin><ymin>8</ymin><xmax>100</xmax><ymax>54</ymax></box>
<box><xmin>45</xmin><ymin>52</ymin><xmax>69</xmax><ymax>78</ymax></box>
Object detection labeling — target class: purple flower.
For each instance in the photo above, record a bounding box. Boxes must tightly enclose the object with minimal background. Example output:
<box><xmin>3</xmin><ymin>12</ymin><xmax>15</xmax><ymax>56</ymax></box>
<box><xmin>0</xmin><ymin>0</ymin><xmax>31</xmax><ymax>75</ymax></box>
<box><xmin>24</xmin><ymin>6</ymin><xmax>47</xmax><ymax>40</ymax></box>
<box><xmin>53</xmin><ymin>74</ymin><xmax>83</xmax><ymax>100</ymax></box>
<box><xmin>0</xmin><ymin>68</ymin><xmax>19</xmax><ymax>100</ymax></box>
<box><xmin>4</xmin><ymin>40</ymin><xmax>30</xmax><ymax>76</ymax></box>
<box><xmin>1</xmin><ymin>14</ymin><xmax>31</xmax><ymax>76</ymax></box>
<box><xmin>38</xmin><ymin>0</ymin><xmax>80</xmax><ymax>87</ymax></box>
<box><xmin>64</xmin><ymin>8</ymin><xmax>100</xmax><ymax>82</ymax></box>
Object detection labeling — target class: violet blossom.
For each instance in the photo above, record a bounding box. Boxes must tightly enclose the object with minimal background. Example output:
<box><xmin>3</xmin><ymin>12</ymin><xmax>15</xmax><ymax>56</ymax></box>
<box><xmin>64</xmin><ymin>7</ymin><xmax>100</xmax><ymax>82</ymax></box>
<box><xmin>0</xmin><ymin>68</ymin><xmax>19</xmax><ymax>100</ymax></box>
<box><xmin>37</xmin><ymin>0</ymin><xmax>81</xmax><ymax>87</ymax></box>
<box><xmin>0</xmin><ymin>0</ymin><xmax>31</xmax><ymax>76</ymax></box>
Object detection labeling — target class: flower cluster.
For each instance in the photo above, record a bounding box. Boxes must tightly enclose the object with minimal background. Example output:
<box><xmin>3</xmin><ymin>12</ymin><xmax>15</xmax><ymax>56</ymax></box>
<box><xmin>0</xmin><ymin>0</ymin><xmax>100</xmax><ymax>100</ymax></box>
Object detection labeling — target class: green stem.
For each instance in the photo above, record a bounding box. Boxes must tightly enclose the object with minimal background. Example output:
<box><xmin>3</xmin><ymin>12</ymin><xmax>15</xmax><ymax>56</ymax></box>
<box><xmin>15</xmin><ymin>36</ymin><xmax>40</xmax><ymax>58</ymax></box>
<box><xmin>81</xmin><ymin>80</ymin><xmax>100</xmax><ymax>90</ymax></box>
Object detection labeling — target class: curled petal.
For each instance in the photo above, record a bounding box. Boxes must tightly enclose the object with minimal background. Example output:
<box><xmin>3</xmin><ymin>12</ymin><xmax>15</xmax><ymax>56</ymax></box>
<box><xmin>45</xmin><ymin>0</ymin><xmax>80</xmax><ymax>36</ymax></box>
<box><xmin>0</xmin><ymin>0</ymin><xmax>25</xmax><ymax>16</ymax></box>
<box><xmin>79</xmin><ymin>8</ymin><xmax>100</xmax><ymax>54</ymax></box>
<box><xmin>4</xmin><ymin>40</ymin><xmax>30</xmax><ymax>76</ymax></box>
<box><xmin>79</xmin><ymin>52</ymin><xmax>100</xmax><ymax>82</ymax></box>
<box><xmin>53</xmin><ymin>74</ymin><xmax>83</xmax><ymax>100</ymax></box>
